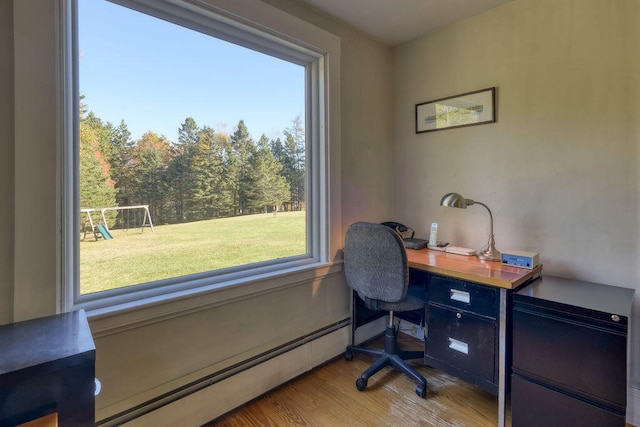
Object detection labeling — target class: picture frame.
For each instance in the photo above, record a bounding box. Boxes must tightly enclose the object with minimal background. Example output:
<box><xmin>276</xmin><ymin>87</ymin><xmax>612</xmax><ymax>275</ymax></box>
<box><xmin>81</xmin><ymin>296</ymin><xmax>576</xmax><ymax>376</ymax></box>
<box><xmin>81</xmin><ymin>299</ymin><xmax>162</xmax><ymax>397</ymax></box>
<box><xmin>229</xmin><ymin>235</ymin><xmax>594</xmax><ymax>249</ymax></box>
<box><xmin>415</xmin><ymin>87</ymin><xmax>496</xmax><ymax>133</ymax></box>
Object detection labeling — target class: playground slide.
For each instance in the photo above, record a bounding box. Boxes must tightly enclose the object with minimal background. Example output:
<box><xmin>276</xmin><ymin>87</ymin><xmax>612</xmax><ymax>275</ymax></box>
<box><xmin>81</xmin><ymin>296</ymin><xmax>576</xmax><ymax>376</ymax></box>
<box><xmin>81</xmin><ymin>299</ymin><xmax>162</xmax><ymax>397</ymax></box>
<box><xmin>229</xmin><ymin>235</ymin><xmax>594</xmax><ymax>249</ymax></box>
<box><xmin>96</xmin><ymin>225</ymin><xmax>113</xmax><ymax>240</ymax></box>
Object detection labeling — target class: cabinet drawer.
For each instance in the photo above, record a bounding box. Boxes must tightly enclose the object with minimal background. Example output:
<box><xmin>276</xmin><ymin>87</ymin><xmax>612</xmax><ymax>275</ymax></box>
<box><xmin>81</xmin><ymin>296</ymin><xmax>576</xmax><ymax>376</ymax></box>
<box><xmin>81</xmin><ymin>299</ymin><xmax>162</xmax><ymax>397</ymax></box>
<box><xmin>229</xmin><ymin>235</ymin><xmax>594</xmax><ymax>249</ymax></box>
<box><xmin>512</xmin><ymin>374</ymin><xmax>625</xmax><ymax>427</ymax></box>
<box><xmin>513</xmin><ymin>306</ymin><xmax>627</xmax><ymax>411</ymax></box>
<box><xmin>426</xmin><ymin>304</ymin><xmax>496</xmax><ymax>383</ymax></box>
<box><xmin>429</xmin><ymin>275</ymin><xmax>498</xmax><ymax>318</ymax></box>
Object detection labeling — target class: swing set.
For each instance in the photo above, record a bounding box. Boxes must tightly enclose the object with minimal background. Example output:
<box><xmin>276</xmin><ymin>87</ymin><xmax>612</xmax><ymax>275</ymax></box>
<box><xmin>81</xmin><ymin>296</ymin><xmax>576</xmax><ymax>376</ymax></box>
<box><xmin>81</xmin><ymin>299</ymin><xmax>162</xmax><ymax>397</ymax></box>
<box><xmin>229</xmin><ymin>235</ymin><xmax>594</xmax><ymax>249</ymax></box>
<box><xmin>81</xmin><ymin>205</ymin><xmax>154</xmax><ymax>241</ymax></box>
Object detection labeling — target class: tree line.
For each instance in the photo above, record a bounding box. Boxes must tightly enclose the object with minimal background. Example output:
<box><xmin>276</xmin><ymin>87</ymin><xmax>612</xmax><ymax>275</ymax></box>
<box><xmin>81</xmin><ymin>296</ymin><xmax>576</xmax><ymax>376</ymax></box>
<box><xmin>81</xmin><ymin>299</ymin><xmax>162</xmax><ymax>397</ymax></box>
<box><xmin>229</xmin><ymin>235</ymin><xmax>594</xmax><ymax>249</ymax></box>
<box><xmin>80</xmin><ymin>103</ymin><xmax>305</xmax><ymax>227</ymax></box>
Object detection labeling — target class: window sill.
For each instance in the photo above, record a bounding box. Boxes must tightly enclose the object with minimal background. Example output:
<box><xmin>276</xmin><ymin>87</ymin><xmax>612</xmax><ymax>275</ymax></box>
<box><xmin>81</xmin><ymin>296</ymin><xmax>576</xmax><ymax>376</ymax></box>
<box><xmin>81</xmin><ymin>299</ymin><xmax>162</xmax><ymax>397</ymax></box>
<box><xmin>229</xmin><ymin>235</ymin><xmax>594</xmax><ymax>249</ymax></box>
<box><xmin>85</xmin><ymin>260</ymin><xmax>343</xmax><ymax>338</ymax></box>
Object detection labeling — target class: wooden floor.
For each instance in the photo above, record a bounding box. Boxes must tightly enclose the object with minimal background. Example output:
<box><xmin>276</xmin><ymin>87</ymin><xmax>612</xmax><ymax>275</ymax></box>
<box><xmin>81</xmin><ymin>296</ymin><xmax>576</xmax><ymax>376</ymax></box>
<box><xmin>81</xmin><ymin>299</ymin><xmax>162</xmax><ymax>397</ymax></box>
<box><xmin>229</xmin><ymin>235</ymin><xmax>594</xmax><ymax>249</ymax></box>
<box><xmin>205</xmin><ymin>334</ymin><xmax>509</xmax><ymax>426</ymax></box>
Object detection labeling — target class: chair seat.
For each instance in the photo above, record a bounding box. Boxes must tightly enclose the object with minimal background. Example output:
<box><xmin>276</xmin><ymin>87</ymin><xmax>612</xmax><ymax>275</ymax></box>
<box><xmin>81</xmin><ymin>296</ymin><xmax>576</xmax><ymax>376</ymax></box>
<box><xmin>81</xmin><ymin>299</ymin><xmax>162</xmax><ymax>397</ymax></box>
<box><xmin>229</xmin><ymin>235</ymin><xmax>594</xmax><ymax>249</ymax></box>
<box><xmin>361</xmin><ymin>284</ymin><xmax>426</xmax><ymax>312</ymax></box>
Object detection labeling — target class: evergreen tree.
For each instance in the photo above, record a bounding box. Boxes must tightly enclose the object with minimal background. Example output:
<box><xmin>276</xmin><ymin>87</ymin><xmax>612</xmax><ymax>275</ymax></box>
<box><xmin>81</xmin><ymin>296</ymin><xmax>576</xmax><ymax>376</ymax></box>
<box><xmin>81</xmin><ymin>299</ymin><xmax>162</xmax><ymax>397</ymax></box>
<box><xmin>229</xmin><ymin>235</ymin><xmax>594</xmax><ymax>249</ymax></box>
<box><xmin>270</xmin><ymin>137</ymin><xmax>286</xmax><ymax>165</ymax></box>
<box><xmin>282</xmin><ymin>116</ymin><xmax>305</xmax><ymax>210</ymax></box>
<box><xmin>214</xmin><ymin>131</ymin><xmax>235</xmax><ymax>217</ymax></box>
<box><xmin>167</xmin><ymin>117</ymin><xmax>201</xmax><ymax>221</ymax></box>
<box><xmin>178</xmin><ymin>117</ymin><xmax>199</xmax><ymax>146</ymax></box>
<box><xmin>109</xmin><ymin>119</ymin><xmax>135</xmax><ymax>207</ymax></box>
<box><xmin>164</xmin><ymin>148</ymin><xmax>185</xmax><ymax>222</ymax></box>
<box><xmin>248</xmin><ymin>134</ymin><xmax>289</xmax><ymax>213</ymax></box>
<box><xmin>129</xmin><ymin>131</ymin><xmax>171</xmax><ymax>224</ymax></box>
<box><xmin>229</xmin><ymin>119</ymin><xmax>256</xmax><ymax>215</ymax></box>
<box><xmin>191</xmin><ymin>126</ymin><xmax>215</xmax><ymax>219</ymax></box>
<box><xmin>191</xmin><ymin>126</ymin><xmax>234</xmax><ymax>219</ymax></box>
<box><xmin>79</xmin><ymin>93</ymin><xmax>88</xmax><ymax>119</ymax></box>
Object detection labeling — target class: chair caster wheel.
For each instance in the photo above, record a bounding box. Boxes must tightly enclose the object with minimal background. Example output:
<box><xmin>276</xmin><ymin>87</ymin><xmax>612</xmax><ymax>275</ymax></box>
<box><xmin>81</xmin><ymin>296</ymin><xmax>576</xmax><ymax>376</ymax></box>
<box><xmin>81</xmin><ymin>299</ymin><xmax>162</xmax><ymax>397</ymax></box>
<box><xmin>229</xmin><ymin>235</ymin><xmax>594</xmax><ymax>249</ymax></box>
<box><xmin>344</xmin><ymin>350</ymin><xmax>353</xmax><ymax>361</ymax></box>
<box><xmin>356</xmin><ymin>378</ymin><xmax>367</xmax><ymax>391</ymax></box>
<box><xmin>416</xmin><ymin>384</ymin><xmax>426</xmax><ymax>398</ymax></box>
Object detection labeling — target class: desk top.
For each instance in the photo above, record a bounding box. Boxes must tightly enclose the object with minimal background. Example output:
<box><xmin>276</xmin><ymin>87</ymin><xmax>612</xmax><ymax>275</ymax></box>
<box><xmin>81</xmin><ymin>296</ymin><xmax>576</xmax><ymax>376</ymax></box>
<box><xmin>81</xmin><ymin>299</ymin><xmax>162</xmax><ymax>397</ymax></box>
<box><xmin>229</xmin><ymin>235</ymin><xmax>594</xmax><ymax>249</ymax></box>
<box><xmin>516</xmin><ymin>275</ymin><xmax>634</xmax><ymax>320</ymax></box>
<box><xmin>0</xmin><ymin>310</ymin><xmax>95</xmax><ymax>375</ymax></box>
<box><xmin>407</xmin><ymin>248</ymin><xmax>542</xmax><ymax>290</ymax></box>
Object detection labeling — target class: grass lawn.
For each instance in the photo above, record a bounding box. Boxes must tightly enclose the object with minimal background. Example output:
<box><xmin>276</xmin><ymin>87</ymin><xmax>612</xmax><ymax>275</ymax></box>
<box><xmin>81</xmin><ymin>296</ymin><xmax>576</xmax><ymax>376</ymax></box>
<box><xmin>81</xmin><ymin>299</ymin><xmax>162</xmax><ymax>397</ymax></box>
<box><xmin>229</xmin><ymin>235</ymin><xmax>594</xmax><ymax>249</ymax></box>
<box><xmin>80</xmin><ymin>211</ymin><xmax>306</xmax><ymax>294</ymax></box>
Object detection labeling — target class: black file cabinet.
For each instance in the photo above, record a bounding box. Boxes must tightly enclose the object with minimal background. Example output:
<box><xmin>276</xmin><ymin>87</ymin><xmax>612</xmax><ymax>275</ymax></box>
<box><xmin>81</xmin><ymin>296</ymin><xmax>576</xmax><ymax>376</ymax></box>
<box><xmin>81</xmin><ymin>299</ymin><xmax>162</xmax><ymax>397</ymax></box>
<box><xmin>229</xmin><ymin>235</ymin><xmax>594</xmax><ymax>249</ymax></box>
<box><xmin>425</xmin><ymin>274</ymin><xmax>501</xmax><ymax>395</ymax></box>
<box><xmin>512</xmin><ymin>276</ymin><xmax>634</xmax><ymax>427</ymax></box>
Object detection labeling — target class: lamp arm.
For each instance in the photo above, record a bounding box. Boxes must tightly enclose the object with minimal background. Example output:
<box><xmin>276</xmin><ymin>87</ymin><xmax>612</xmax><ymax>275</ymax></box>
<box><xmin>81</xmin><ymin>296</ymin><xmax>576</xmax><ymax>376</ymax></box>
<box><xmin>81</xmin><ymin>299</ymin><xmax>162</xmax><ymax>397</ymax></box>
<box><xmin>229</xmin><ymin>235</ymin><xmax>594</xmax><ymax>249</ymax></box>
<box><xmin>474</xmin><ymin>200</ymin><xmax>500</xmax><ymax>261</ymax></box>
<box><xmin>474</xmin><ymin>201</ymin><xmax>494</xmax><ymax>237</ymax></box>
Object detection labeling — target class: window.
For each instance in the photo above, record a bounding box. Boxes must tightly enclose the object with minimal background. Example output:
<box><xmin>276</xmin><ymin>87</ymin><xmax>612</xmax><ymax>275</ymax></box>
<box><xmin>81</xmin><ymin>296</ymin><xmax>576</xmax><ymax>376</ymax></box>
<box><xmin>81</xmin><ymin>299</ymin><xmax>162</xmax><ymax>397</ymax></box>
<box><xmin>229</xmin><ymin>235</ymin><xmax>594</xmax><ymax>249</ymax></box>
<box><xmin>64</xmin><ymin>0</ymin><xmax>334</xmax><ymax>311</ymax></box>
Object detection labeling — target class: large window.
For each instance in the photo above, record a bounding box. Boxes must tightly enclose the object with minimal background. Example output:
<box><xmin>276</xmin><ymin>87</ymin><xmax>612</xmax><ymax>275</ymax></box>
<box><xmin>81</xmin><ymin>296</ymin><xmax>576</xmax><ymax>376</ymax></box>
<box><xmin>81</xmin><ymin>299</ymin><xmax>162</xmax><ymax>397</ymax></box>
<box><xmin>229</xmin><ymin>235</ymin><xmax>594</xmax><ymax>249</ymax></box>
<box><xmin>66</xmin><ymin>0</ymin><xmax>330</xmax><ymax>309</ymax></box>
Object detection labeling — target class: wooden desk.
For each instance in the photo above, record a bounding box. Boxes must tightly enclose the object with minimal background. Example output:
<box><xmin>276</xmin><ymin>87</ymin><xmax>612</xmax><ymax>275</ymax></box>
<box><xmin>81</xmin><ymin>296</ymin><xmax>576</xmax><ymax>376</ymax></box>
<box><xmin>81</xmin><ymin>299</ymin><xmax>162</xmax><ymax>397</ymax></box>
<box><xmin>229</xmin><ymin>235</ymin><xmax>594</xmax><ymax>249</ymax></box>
<box><xmin>407</xmin><ymin>249</ymin><xmax>542</xmax><ymax>427</ymax></box>
<box><xmin>407</xmin><ymin>248</ymin><xmax>541</xmax><ymax>289</ymax></box>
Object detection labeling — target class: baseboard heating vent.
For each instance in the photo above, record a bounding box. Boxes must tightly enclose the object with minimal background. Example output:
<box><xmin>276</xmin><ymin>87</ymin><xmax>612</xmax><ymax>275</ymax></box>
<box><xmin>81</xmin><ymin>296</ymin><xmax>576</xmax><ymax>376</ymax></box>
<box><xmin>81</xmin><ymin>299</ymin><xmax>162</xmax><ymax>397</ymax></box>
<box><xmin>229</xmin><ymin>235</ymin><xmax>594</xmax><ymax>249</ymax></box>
<box><xmin>96</xmin><ymin>319</ymin><xmax>350</xmax><ymax>427</ymax></box>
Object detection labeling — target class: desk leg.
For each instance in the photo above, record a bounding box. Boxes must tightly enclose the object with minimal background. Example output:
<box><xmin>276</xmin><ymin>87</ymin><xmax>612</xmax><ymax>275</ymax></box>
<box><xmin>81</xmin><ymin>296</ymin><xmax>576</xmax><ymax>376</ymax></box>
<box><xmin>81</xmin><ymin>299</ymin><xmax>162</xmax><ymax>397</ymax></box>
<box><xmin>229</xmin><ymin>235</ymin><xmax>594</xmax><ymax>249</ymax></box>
<box><xmin>498</xmin><ymin>288</ymin><xmax>507</xmax><ymax>427</ymax></box>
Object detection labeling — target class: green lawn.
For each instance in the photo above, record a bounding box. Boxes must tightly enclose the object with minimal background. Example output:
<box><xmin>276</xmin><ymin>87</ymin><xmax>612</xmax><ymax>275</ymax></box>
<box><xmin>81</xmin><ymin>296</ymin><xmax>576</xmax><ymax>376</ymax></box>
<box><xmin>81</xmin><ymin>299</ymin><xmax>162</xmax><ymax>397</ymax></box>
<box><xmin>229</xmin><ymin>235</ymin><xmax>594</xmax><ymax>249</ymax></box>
<box><xmin>80</xmin><ymin>211</ymin><xmax>306</xmax><ymax>294</ymax></box>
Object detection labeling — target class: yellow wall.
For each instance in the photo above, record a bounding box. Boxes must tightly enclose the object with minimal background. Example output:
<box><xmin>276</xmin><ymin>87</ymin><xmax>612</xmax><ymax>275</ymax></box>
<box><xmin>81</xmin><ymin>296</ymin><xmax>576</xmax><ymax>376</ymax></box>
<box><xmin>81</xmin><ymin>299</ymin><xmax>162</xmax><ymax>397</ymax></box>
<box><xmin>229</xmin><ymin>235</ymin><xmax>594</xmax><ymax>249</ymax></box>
<box><xmin>392</xmin><ymin>0</ymin><xmax>640</xmax><ymax>404</ymax></box>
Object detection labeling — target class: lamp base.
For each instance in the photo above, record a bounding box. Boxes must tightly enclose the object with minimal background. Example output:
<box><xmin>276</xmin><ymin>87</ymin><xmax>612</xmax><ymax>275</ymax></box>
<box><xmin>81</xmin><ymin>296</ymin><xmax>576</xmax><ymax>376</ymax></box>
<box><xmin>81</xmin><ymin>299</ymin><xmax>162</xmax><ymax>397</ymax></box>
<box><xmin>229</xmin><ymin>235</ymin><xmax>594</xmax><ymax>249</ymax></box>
<box><xmin>476</xmin><ymin>246</ymin><xmax>501</xmax><ymax>262</ymax></box>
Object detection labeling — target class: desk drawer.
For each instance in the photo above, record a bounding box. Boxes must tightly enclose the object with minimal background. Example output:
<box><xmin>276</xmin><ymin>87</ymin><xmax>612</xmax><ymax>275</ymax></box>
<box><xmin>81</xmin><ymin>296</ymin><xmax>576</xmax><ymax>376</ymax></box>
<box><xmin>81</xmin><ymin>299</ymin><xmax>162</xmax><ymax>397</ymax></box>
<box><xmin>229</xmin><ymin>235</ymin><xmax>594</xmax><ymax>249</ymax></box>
<box><xmin>429</xmin><ymin>275</ymin><xmax>499</xmax><ymax>319</ymax></box>
<box><xmin>426</xmin><ymin>304</ymin><xmax>496</xmax><ymax>383</ymax></box>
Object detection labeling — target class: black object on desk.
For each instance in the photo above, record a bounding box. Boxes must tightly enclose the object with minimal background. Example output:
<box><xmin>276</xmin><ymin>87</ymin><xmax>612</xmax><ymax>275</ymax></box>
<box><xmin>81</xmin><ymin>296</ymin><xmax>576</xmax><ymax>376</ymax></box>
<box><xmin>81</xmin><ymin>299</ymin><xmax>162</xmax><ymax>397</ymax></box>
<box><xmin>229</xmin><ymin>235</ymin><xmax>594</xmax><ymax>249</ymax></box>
<box><xmin>404</xmin><ymin>238</ymin><xmax>428</xmax><ymax>250</ymax></box>
<box><xmin>512</xmin><ymin>275</ymin><xmax>634</xmax><ymax>427</ymax></box>
<box><xmin>0</xmin><ymin>310</ymin><xmax>96</xmax><ymax>427</ymax></box>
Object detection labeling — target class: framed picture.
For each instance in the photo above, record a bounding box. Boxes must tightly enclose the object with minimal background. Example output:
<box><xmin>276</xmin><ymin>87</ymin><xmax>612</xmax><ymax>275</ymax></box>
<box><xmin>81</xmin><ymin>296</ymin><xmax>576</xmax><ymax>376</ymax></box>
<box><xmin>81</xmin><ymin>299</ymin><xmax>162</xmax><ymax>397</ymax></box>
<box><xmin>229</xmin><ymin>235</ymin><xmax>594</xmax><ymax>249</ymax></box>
<box><xmin>415</xmin><ymin>87</ymin><xmax>496</xmax><ymax>133</ymax></box>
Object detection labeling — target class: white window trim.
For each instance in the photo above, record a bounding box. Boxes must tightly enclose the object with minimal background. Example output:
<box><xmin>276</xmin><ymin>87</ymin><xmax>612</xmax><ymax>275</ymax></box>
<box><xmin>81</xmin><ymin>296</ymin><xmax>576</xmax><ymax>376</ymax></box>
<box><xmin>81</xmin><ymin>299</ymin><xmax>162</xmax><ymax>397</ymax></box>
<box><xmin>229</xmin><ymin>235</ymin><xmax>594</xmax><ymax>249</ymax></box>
<box><xmin>60</xmin><ymin>0</ymin><xmax>342</xmax><ymax>323</ymax></box>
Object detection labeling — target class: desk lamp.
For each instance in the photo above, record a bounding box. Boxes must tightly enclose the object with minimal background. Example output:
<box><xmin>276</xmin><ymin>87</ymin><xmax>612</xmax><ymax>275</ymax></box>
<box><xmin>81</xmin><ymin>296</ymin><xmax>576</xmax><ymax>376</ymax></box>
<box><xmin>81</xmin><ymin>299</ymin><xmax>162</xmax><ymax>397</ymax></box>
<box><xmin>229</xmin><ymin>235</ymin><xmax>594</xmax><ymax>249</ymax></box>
<box><xmin>440</xmin><ymin>192</ymin><xmax>501</xmax><ymax>262</ymax></box>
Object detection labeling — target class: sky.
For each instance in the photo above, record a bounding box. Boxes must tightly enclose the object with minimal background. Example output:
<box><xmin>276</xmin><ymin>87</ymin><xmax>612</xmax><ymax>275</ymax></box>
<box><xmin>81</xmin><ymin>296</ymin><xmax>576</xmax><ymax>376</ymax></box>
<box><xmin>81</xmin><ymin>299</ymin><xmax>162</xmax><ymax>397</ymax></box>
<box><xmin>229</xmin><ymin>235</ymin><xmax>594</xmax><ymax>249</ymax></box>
<box><xmin>78</xmin><ymin>0</ymin><xmax>305</xmax><ymax>144</ymax></box>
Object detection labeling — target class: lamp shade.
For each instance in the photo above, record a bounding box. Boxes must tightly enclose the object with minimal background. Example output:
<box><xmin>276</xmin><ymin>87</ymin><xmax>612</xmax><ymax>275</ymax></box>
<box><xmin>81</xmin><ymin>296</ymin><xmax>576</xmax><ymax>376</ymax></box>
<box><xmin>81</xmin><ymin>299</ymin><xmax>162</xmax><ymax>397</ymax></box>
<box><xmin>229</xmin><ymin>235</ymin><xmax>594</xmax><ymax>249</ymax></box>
<box><xmin>440</xmin><ymin>192</ymin><xmax>471</xmax><ymax>209</ymax></box>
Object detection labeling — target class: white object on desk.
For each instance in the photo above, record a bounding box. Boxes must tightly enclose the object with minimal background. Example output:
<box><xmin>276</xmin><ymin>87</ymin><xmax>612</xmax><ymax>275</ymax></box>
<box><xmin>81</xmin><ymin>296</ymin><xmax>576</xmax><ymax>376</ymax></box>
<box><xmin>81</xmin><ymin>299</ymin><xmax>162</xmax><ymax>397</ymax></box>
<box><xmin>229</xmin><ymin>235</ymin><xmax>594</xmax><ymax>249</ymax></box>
<box><xmin>428</xmin><ymin>223</ymin><xmax>438</xmax><ymax>246</ymax></box>
<box><xmin>446</xmin><ymin>246</ymin><xmax>476</xmax><ymax>256</ymax></box>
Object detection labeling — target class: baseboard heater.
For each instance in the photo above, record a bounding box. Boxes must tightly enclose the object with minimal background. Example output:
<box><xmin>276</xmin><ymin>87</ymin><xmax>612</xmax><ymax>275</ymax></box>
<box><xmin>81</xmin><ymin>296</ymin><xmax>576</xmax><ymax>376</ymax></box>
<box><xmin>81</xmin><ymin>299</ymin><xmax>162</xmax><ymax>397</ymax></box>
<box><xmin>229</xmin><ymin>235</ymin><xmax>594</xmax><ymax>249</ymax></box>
<box><xmin>97</xmin><ymin>318</ymin><xmax>351</xmax><ymax>426</ymax></box>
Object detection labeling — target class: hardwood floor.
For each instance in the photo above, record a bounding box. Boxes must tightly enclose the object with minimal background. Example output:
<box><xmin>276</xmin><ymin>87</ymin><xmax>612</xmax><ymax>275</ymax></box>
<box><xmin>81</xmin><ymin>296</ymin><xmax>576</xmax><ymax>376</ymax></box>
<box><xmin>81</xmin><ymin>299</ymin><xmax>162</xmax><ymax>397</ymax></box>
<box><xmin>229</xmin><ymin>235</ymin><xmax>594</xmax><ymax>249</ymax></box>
<box><xmin>205</xmin><ymin>334</ymin><xmax>509</xmax><ymax>426</ymax></box>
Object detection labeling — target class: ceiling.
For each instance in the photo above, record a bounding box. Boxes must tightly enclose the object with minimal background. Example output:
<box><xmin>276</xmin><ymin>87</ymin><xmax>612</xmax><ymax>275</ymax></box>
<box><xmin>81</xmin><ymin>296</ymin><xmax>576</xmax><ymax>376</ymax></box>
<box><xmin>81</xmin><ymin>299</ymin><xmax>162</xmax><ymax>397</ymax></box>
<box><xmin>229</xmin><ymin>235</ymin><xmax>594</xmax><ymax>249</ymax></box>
<box><xmin>296</xmin><ymin>0</ymin><xmax>515</xmax><ymax>46</ymax></box>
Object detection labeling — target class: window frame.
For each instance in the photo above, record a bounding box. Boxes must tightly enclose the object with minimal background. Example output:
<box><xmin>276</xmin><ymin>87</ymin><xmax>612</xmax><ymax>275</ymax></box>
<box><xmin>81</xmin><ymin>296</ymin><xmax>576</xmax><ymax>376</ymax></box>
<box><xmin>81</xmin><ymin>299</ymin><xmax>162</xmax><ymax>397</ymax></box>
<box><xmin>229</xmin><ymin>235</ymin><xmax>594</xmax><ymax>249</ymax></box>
<box><xmin>61</xmin><ymin>0</ymin><xmax>338</xmax><ymax>315</ymax></box>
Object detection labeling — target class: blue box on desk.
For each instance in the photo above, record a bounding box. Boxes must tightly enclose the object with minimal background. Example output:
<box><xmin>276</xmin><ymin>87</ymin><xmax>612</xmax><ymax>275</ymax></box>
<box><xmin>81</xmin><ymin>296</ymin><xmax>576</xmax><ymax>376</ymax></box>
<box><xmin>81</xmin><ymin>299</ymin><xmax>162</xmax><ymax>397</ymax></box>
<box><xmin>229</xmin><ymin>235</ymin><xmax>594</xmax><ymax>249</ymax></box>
<box><xmin>501</xmin><ymin>250</ymin><xmax>539</xmax><ymax>269</ymax></box>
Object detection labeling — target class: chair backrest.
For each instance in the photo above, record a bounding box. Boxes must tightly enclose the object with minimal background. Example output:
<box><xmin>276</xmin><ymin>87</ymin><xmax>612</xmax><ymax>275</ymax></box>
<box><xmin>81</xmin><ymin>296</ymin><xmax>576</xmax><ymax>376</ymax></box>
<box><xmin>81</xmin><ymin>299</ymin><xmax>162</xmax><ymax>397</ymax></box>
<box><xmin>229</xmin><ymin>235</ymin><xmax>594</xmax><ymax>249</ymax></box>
<box><xmin>343</xmin><ymin>222</ymin><xmax>408</xmax><ymax>303</ymax></box>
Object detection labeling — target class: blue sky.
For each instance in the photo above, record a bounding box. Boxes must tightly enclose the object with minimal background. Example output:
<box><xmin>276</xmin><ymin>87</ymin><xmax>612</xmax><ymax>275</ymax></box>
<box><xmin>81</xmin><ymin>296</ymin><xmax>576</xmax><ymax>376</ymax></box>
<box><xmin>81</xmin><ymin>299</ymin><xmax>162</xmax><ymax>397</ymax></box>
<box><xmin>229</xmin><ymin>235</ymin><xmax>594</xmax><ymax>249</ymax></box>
<box><xmin>79</xmin><ymin>0</ymin><xmax>305</xmax><ymax>143</ymax></box>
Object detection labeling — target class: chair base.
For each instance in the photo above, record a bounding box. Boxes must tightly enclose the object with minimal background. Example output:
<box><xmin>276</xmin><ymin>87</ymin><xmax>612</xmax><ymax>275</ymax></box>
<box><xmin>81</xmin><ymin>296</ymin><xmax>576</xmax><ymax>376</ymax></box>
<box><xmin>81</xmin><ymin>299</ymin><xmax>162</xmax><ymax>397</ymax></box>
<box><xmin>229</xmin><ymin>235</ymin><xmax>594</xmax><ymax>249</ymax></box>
<box><xmin>345</xmin><ymin>324</ymin><xmax>427</xmax><ymax>398</ymax></box>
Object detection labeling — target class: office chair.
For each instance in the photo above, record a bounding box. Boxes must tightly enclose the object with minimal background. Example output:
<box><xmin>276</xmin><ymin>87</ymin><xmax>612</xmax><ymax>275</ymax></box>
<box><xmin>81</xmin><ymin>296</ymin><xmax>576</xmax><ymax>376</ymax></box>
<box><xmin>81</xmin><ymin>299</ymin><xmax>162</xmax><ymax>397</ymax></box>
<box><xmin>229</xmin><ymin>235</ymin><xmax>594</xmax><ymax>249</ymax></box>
<box><xmin>343</xmin><ymin>221</ymin><xmax>428</xmax><ymax>398</ymax></box>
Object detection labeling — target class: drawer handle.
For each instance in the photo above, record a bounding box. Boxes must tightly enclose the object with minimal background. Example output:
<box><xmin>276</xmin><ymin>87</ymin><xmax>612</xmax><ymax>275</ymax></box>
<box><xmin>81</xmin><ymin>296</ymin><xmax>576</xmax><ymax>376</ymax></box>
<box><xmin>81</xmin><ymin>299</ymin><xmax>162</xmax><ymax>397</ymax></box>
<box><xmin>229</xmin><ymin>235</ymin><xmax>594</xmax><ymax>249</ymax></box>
<box><xmin>450</xmin><ymin>289</ymin><xmax>470</xmax><ymax>304</ymax></box>
<box><xmin>448</xmin><ymin>338</ymin><xmax>469</xmax><ymax>355</ymax></box>
<box><xmin>611</xmin><ymin>314</ymin><xmax>620</xmax><ymax>322</ymax></box>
